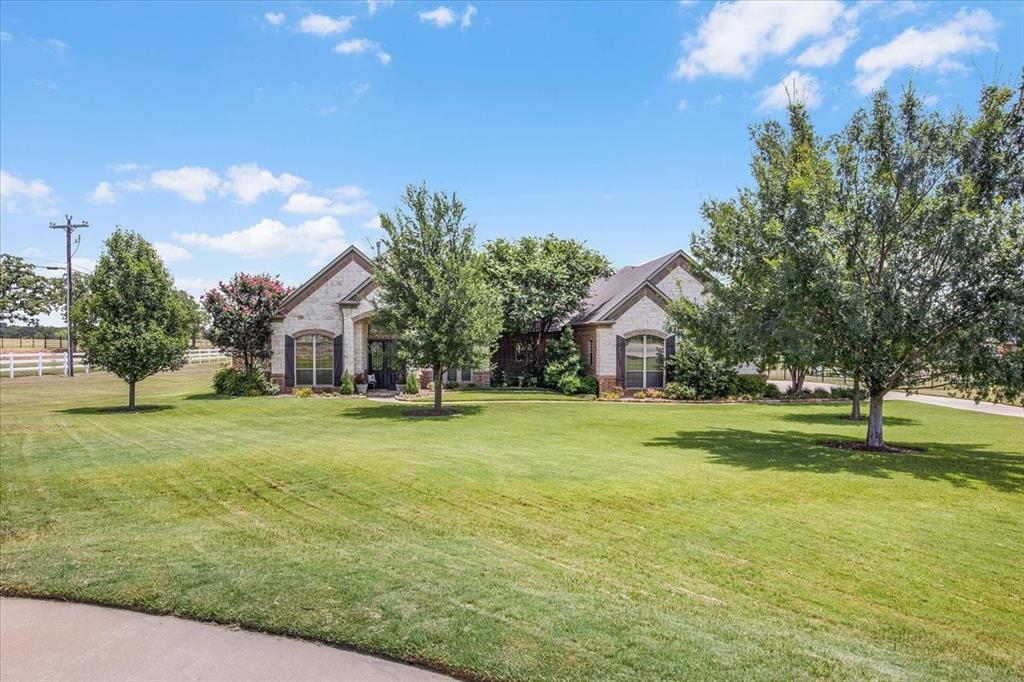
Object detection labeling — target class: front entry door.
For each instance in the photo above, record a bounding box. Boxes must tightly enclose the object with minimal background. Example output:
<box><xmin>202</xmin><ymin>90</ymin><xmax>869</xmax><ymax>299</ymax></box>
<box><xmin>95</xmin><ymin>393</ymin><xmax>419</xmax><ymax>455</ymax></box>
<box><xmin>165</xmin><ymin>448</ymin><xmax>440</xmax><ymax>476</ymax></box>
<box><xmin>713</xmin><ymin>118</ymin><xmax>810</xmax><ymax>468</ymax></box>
<box><xmin>368</xmin><ymin>339</ymin><xmax>401</xmax><ymax>390</ymax></box>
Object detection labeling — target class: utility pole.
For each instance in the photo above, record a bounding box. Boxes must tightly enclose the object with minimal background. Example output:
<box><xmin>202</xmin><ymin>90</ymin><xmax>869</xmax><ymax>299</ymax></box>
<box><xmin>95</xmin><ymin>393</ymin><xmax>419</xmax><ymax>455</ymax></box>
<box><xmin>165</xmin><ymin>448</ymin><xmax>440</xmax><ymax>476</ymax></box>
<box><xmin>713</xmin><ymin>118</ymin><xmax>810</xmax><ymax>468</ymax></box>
<box><xmin>49</xmin><ymin>215</ymin><xmax>89</xmax><ymax>377</ymax></box>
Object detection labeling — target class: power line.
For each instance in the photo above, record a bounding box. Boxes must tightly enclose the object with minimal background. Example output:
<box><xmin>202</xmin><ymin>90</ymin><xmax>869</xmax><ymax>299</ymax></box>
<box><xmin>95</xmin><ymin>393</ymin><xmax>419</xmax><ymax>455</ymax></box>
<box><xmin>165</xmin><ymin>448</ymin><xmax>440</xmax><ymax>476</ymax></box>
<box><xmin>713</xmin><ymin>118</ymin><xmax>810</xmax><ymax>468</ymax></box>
<box><xmin>48</xmin><ymin>215</ymin><xmax>89</xmax><ymax>377</ymax></box>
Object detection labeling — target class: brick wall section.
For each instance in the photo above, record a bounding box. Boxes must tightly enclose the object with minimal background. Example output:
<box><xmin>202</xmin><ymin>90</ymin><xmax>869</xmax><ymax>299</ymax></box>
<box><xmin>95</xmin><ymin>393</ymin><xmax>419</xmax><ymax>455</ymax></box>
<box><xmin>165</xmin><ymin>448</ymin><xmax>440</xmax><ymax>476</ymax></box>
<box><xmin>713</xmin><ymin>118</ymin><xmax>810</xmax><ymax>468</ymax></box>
<box><xmin>470</xmin><ymin>370</ymin><xmax>491</xmax><ymax>387</ymax></box>
<box><xmin>572</xmin><ymin>326</ymin><xmax>598</xmax><ymax>377</ymax></box>
<box><xmin>598</xmin><ymin>375</ymin><xmax>619</xmax><ymax>394</ymax></box>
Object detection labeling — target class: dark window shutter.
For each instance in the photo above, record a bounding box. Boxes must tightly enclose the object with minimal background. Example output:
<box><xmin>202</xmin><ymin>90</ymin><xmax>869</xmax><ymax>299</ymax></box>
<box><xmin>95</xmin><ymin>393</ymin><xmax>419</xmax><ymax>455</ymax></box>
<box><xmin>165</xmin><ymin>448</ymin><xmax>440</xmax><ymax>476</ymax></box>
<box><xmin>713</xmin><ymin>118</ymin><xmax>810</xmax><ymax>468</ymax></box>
<box><xmin>615</xmin><ymin>335</ymin><xmax>626</xmax><ymax>387</ymax></box>
<box><xmin>284</xmin><ymin>335</ymin><xmax>295</xmax><ymax>387</ymax></box>
<box><xmin>333</xmin><ymin>334</ymin><xmax>344</xmax><ymax>386</ymax></box>
<box><xmin>664</xmin><ymin>335</ymin><xmax>675</xmax><ymax>382</ymax></box>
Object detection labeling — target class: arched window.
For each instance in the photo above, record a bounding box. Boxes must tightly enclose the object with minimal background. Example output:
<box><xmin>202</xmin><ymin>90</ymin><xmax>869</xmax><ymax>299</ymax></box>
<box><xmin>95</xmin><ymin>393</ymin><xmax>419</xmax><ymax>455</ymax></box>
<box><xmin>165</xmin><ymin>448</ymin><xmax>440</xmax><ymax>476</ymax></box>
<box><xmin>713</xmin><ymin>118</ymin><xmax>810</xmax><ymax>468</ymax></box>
<box><xmin>294</xmin><ymin>334</ymin><xmax>334</xmax><ymax>386</ymax></box>
<box><xmin>625</xmin><ymin>334</ymin><xmax>664</xmax><ymax>389</ymax></box>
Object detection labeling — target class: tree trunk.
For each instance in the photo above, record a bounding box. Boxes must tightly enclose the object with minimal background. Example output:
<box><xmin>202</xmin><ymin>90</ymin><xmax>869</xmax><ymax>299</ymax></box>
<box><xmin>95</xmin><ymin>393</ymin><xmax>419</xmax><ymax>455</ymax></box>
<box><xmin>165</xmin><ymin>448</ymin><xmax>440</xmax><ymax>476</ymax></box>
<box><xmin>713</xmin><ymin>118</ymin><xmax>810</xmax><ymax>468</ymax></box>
<box><xmin>192</xmin><ymin>330</ymin><xmax>198</xmax><ymax>348</ymax></box>
<box><xmin>433</xmin><ymin>364</ymin><xmax>443</xmax><ymax>411</ymax></box>
<box><xmin>788</xmin><ymin>366</ymin><xmax>806</xmax><ymax>392</ymax></box>
<box><xmin>866</xmin><ymin>393</ymin><xmax>885</xmax><ymax>448</ymax></box>
<box><xmin>850</xmin><ymin>375</ymin><xmax>862</xmax><ymax>420</ymax></box>
<box><xmin>128</xmin><ymin>381</ymin><xmax>136</xmax><ymax>410</ymax></box>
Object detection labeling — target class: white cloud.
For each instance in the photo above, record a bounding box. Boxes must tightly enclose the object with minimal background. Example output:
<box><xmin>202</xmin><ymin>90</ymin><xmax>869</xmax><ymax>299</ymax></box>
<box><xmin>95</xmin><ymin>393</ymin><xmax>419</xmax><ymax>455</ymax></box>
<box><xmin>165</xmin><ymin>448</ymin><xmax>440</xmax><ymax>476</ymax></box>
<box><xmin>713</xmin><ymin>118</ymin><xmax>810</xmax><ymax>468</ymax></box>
<box><xmin>264</xmin><ymin>12</ymin><xmax>286</xmax><ymax>26</ymax></box>
<box><xmin>175</xmin><ymin>216</ymin><xmax>347</xmax><ymax>259</ymax></box>
<box><xmin>336</xmin><ymin>38</ymin><xmax>377</xmax><ymax>54</ymax></box>
<box><xmin>22</xmin><ymin>247</ymin><xmax>44</xmax><ymax>258</ymax></box>
<box><xmin>173</xmin><ymin>276</ymin><xmax>215</xmax><ymax>297</ymax></box>
<box><xmin>281</xmin><ymin>189</ymin><xmax>372</xmax><ymax>215</ymax></box>
<box><xmin>89</xmin><ymin>181</ymin><xmax>116</xmax><ymax>204</ymax></box>
<box><xmin>44</xmin><ymin>38</ymin><xmax>68</xmax><ymax>55</ymax></box>
<box><xmin>351</xmin><ymin>81</ymin><xmax>371</xmax><ymax>99</ymax></box>
<box><xmin>418</xmin><ymin>6</ymin><xmax>456</xmax><ymax>28</ymax></box>
<box><xmin>71</xmin><ymin>257</ymin><xmax>95</xmax><ymax>273</ymax></box>
<box><xmin>224</xmin><ymin>163</ymin><xmax>306</xmax><ymax>204</ymax></box>
<box><xmin>297</xmin><ymin>13</ymin><xmax>354</xmax><ymax>36</ymax></box>
<box><xmin>0</xmin><ymin>31</ymin><xmax>12</xmax><ymax>42</ymax></box>
<box><xmin>335</xmin><ymin>38</ymin><xmax>391</xmax><ymax>64</ymax></box>
<box><xmin>795</xmin><ymin>27</ymin><xmax>858</xmax><ymax>67</ymax></box>
<box><xmin>0</xmin><ymin>169</ymin><xmax>57</xmax><ymax>214</ymax></box>
<box><xmin>922</xmin><ymin>93</ymin><xmax>938</xmax><ymax>107</ymax></box>
<box><xmin>109</xmin><ymin>162</ymin><xmax>143</xmax><ymax>173</ymax></box>
<box><xmin>461</xmin><ymin>4</ymin><xmax>477</xmax><ymax>30</ymax></box>
<box><xmin>756</xmin><ymin>70</ymin><xmax>822</xmax><ymax>111</ymax></box>
<box><xmin>362</xmin><ymin>215</ymin><xmax>382</xmax><ymax>230</ymax></box>
<box><xmin>674</xmin><ymin>0</ymin><xmax>845</xmax><ymax>79</ymax></box>
<box><xmin>853</xmin><ymin>8</ymin><xmax>997</xmax><ymax>94</ymax></box>
<box><xmin>154</xmin><ymin>242</ymin><xmax>191</xmax><ymax>263</ymax></box>
<box><xmin>366</xmin><ymin>0</ymin><xmax>394</xmax><ymax>15</ymax></box>
<box><xmin>150</xmin><ymin>166</ymin><xmax>222</xmax><ymax>202</ymax></box>
<box><xmin>676</xmin><ymin>99</ymin><xmax>689</xmax><ymax>111</ymax></box>
<box><xmin>116</xmin><ymin>179</ymin><xmax>146</xmax><ymax>192</ymax></box>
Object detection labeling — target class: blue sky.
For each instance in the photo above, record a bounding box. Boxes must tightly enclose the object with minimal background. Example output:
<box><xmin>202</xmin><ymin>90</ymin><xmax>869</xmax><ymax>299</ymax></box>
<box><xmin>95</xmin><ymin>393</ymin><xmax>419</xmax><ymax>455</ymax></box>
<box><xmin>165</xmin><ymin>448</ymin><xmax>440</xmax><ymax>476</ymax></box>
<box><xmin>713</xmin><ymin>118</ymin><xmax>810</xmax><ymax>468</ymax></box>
<box><xmin>1</xmin><ymin>0</ymin><xmax>1021</xmax><ymax>323</ymax></box>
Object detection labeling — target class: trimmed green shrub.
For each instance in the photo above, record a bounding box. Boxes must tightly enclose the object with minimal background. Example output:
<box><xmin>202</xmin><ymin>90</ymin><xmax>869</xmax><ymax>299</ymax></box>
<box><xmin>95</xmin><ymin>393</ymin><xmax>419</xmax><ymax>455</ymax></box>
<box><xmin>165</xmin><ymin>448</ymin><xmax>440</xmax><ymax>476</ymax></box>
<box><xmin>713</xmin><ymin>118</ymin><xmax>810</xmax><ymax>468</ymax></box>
<box><xmin>762</xmin><ymin>382</ymin><xmax>782</xmax><ymax>399</ymax></box>
<box><xmin>404</xmin><ymin>370</ymin><xmax>420</xmax><ymax>394</ymax></box>
<box><xmin>666</xmin><ymin>341</ymin><xmax>737</xmax><ymax>399</ymax></box>
<box><xmin>212</xmin><ymin>366</ymin><xmax>277</xmax><ymax>396</ymax></box>
<box><xmin>732</xmin><ymin>374</ymin><xmax>769</xmax><ymax>398</ymax></box>
<box><xmin>812</xmin><ymin>387</ymin><xmax>831</xmax><ymax>398</ymax></box>
<box><xmin>445</xmin><ymin>380</ymin><xmax>459</xmax><ymax>390</ymax></box>
<box><xmin>579</xmin><ymin>376</ymin><xmax>599</xmax><ymax>396</ymax></box>
<box><xmin>662</xmin><ymin>382</ymin><xmax>697</xmax><ymax>400</ymax></box>
<box><xmin>338</xmin><ymin>371</ymin><xmax>355</xmax><ymax>395</ymax></box>
<box><xmin>829</xmin><ymin>386</ymin><xmax>860</xmax><ymax>400</ymax></box>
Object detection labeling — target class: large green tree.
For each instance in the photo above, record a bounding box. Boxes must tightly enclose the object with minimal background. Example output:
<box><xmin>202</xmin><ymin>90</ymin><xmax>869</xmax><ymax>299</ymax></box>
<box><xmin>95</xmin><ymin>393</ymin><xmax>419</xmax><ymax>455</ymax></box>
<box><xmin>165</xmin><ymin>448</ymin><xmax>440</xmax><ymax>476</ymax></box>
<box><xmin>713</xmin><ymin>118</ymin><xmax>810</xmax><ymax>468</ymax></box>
<box><xmin>675</xmin><ymin>101</ymin><xmax>834</xmax><ymax>393</ymax></box>
<box><xmin>374</xmin><ymin>183</ymin><xmax>502</xmax><ymax>412</ymax></box>
<box><xmin>482</xmin><ymin>235</ymin><xmax>612</xmax><ymax>369</ymax></box>
<box><xmin>72</xmin><ymin>229</ymin><xmax>191</xmax><ymax>409</ymax></box>
<box><xmin>0</xmin><ymin>254</ymin><xmax>54</xmax><ymax>326</ymax></box>
<box><xmin>808</xmin><ymin>82</ymin><xmax>1024</xmax><ymax>448</ymax></box>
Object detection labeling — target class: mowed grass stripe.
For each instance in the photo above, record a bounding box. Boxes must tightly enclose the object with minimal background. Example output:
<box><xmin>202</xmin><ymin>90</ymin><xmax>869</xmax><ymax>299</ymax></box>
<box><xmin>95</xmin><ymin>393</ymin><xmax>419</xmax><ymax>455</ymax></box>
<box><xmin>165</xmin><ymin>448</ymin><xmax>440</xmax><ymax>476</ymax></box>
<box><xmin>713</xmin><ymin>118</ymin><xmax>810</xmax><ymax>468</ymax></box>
<box><xmin>1</xmin><ymin>365</ymin><xmax>1021</xmax><ymax>680</ymax></box>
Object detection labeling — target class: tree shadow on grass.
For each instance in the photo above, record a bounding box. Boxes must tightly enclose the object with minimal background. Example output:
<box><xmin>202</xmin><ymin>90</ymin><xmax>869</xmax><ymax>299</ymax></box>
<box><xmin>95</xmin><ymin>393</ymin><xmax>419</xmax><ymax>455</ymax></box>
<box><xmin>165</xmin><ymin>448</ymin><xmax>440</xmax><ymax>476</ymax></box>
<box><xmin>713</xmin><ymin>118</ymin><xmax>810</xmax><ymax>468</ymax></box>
<box><xmin>779</xmin><ymin>411</ymin><xmax>919</xmax><ymax>427</ymax></box>
<box><xmin>341</xmin><ymin>402</ymin><xmax>484</xmax><ymax>422</ymax></box>
<box><xmin>182</xmin><ymin>392</ymin><xmax>231</xmax><ymax>401</ymax></box>
<box><xmin>58</xmin><ymin>405</ymin><xmax>175</xmax><ymax>415</ymax></box>
<box><xmin>644</xmin><ymin>427</ymin><xmax>1024</xmax><ymax>492</ymax></box>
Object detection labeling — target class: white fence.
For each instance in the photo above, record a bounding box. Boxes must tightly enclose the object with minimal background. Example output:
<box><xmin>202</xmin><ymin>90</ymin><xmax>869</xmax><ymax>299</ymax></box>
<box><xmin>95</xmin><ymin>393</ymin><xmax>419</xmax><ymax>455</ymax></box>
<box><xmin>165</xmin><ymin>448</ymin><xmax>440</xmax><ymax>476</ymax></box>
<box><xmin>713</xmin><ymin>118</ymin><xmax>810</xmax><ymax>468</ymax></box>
<box><xmin>1</xmin><ymin>348</ymin><xmax>230</xmax><ymax>379</ymax></box>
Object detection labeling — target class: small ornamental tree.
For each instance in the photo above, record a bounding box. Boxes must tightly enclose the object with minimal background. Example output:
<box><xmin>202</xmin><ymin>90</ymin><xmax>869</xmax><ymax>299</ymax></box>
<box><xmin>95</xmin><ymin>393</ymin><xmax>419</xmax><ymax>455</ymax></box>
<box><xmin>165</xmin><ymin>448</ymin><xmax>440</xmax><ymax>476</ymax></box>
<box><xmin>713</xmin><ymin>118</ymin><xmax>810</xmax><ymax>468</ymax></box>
<box><xmin>202</xmin><ymin>274</ymin><xmax>289</xmax><ymax>373</ymax></box>
<box><xmin>0</xmin><ymin>254</ymin><xmax>55</xmax><ymax>326</ymax></box>
<box><xmin>373</xmin><ymin>183</ymin><xmax>503</xmax><ymax>412</ymax></box>
<box><xmin>482</xmin><ymin>235</ymin><xmax>612</xmax><ymax>370</ymax></box>
<box><xmin>72</xmin><ymin>229</ymin><xmax>190</xmax><ymax>409</ymax></box>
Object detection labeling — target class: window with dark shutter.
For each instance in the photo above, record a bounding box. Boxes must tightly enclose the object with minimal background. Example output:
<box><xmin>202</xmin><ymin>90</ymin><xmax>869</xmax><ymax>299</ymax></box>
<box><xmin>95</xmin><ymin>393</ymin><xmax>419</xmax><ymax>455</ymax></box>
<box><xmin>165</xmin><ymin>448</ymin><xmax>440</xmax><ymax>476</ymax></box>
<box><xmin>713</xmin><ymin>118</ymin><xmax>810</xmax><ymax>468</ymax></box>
<box><xmin>333</xmin><ymin>334</ymin><xmax>343</xmax><ymax>385</ymax></box>
<box><xmin>284</xmin><ymin>335</ymin><xmax>295</xmax><ymax>387</ymax></box>
<box><xmin>616</xmin><ymin>335</ymin><xmax>626</xmax><ymax>387</ymax></box>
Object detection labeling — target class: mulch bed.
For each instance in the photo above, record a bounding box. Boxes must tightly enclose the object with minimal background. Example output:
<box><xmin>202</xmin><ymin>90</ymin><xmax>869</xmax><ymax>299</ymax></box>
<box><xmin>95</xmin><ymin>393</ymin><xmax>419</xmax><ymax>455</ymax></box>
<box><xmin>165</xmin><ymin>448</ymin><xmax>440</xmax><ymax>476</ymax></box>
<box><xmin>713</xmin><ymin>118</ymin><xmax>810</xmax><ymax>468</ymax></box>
<box><xmin>819</xmin><ymin>440</ymin><xmax>925</xmax><ymax>454</ymax></box>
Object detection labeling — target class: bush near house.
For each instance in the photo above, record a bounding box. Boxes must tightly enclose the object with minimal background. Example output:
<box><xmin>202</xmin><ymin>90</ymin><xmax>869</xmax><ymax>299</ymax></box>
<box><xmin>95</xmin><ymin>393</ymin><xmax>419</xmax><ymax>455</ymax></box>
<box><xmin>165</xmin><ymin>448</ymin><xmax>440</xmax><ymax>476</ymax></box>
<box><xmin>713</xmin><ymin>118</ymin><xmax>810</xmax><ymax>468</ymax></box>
<box><xmin>666</xmin><ymin>340</ymin><xmax>737</xmax><ymax>399</ymax></box>
<box><xmin>404</xmin><ymin>370</ymin><xmax>420</xmax><ymax>394</ymax></box>
<box><xmin>338</xmin><ymin>371</ymin><xmax>355</xmax><ymax>395</ymax></box>
<box><xmin>212</xmin><ymin>367</ymin><xmax>278</xmax><ymax>396</ymax></box>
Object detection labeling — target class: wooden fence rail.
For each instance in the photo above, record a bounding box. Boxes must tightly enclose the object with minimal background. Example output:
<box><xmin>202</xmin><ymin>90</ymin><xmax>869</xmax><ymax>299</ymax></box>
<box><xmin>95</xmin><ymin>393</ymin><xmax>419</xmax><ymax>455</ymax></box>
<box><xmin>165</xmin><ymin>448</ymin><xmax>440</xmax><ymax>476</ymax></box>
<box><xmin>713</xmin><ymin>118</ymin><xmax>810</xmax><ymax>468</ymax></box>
<box><xmin>1</xmin><ymin>348</ymin><xmax>230</xmax><ymax>379</ymax></box>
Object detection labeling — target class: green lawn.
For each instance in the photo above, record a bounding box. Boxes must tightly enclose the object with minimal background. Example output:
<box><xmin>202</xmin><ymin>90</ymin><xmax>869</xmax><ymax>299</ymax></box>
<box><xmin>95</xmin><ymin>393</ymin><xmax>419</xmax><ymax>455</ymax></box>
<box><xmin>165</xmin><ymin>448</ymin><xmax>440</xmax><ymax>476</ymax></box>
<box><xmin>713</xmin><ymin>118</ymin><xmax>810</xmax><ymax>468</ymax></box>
<box><xmin>409</xmin><ymin>388</ymin><xmax>590</xmax><ymax>402</ymax></box>
<box><xmin>1</xmin><ymin>366</ymin><xmax>1022</xmax><ymax>681</ymax></box>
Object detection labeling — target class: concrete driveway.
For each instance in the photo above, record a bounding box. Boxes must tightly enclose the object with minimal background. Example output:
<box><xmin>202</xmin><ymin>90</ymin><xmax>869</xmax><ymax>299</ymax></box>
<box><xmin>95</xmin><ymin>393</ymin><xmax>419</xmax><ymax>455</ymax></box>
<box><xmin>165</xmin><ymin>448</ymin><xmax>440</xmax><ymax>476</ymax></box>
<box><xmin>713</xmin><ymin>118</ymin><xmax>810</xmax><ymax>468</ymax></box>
<box><xmin>769</xmin><ymin>380</ymin><xmax>1022</xmax><ymax>418</ymax></box>
<box><xmin>0</xmin><ymin>598</ymin><xmax>456</xmax><ymax>682</ymax></box>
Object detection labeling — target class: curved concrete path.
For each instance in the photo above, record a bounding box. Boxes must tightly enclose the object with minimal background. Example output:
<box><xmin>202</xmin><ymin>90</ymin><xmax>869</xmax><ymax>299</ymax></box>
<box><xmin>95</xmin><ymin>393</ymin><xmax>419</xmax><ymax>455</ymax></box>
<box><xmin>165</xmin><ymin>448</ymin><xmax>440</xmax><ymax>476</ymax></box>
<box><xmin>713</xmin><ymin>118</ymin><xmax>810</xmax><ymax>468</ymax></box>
<box><xmin>0</xmin><ymin>598</ymin><xmax>455</xmax><ymax>682</ymax></box>
<box><xmin>770</xmin><ymin>380</ymin><xmax>1022</xmax><ymax>418</ymax></box>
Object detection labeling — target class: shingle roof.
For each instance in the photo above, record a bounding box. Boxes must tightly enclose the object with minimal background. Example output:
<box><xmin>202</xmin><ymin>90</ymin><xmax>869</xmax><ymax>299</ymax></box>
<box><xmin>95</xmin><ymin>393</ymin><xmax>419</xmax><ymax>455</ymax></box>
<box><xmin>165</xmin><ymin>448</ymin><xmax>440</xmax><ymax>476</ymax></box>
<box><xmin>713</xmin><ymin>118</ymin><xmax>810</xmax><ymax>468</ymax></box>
<box><xmin>571</xmin><ymin>250</ymin><xmax>699</xmax><ymax>324</ymax></box>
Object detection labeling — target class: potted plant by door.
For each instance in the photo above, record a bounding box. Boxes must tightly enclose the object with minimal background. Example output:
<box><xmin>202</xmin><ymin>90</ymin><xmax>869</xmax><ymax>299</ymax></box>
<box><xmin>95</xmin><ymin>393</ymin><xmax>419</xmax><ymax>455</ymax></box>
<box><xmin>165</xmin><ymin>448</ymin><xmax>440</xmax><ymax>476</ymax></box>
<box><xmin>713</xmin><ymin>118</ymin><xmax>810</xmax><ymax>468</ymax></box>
<box><xmin>395</xmin><ymin>380</ymin><xmax>406</xmax><ymax>394</ymax></box>
<box><xmin>355</xmin><ymin>373</ymin><xmax>368</xmax><ymax>394</ymax></box>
